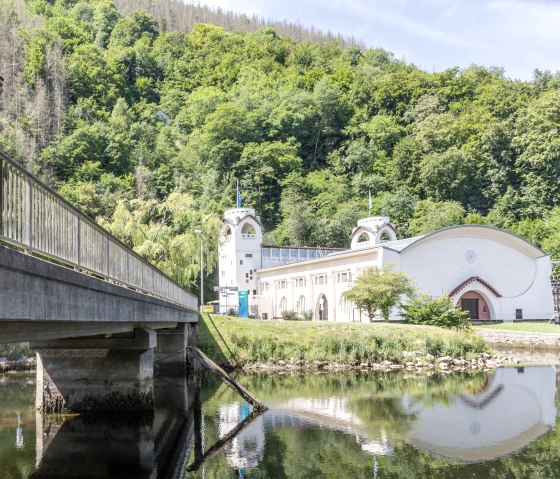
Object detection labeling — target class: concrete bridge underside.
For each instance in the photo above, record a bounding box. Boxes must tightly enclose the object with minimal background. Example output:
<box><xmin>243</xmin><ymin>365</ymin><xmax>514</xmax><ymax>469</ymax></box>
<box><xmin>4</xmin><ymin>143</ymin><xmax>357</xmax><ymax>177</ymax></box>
<box><xmin>0</xmin><ymin>246</ymin><xmax>198</xmax><ymax>412</ymax></box>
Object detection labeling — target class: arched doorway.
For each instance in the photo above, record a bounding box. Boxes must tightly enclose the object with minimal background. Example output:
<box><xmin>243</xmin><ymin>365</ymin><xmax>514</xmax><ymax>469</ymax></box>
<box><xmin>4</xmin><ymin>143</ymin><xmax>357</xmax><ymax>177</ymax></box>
<box><xmin>457</xmin><ymin>291</ymin><xmax>491</xmax><ymax>320</ymax></box>
<box><xmin>315</xmin><ymin>294</ymin><xmax>328</xmax><ymax>321</ymax></box>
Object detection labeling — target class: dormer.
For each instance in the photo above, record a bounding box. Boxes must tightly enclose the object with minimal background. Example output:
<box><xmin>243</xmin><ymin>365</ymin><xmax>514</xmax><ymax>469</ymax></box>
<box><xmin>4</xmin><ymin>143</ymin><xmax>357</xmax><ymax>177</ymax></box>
<box><xmin>350</xmin><ymin>216</ymin><xmax>397</xmax><ymax>249</ymax></box>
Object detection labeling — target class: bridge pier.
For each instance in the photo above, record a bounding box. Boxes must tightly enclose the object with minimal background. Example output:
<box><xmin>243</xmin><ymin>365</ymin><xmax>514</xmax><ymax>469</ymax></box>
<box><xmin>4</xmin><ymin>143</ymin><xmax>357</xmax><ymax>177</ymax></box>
<box><xmin>32</xmin><ymin>328</ymin><xmax>157</xmax><ymax>412</ymax></box>
<box><xmin>155</xmin><ymin>323</ymin><xmax>191</xmax><ymax>374</ymax></box>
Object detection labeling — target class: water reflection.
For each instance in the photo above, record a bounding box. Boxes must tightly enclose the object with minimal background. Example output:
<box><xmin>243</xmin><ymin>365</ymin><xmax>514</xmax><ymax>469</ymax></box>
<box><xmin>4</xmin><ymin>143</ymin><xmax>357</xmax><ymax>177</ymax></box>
<box><xmin>187</xmin><ymin>367</ymin><xmax>560</xmax><ymax>478</ymax></box>
<box><xmin>404</xmin><ymin>366</ymin><xmax>557</xmax><ymax>462</ymax></box>
<box><xmin>0</xmin><ymin>373</ymin><xmax>200</xmax><ymax>479</ymax></box>
<box><xmin>1</xmin><ymin>367</ymin><xmax>560</xmax><ymax>478</ymax></box>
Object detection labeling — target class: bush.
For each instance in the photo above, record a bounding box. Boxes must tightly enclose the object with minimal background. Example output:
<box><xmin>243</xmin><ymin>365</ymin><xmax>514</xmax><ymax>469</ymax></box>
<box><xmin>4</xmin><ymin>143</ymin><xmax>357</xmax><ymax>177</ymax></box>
<box><xmin>281</xmin><ymin>310</ymin><xmax>301</xmax><ymax>321</ymax></box>
<box><xmin>302</xmin><ymin>310</ymin><xmax>313</xmax><ymax>321</ymax></box>
<box><xmin>405</xmin><ymin>294</ymin><xmax>470</xmax><ymax>329</ymax></box>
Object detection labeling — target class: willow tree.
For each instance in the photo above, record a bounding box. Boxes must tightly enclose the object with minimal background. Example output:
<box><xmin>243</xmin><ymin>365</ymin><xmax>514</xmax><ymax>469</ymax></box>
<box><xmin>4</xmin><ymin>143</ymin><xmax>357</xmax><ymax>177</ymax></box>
<box><xmin>343</xmin><ymin>266</ymin><xmax>415</xmax><ymax>322</ymax></box>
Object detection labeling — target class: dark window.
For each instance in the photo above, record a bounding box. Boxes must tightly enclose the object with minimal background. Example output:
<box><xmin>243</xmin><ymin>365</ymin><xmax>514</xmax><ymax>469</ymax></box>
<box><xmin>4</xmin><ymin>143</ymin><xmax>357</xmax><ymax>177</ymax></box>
<box><xmin>461</xmin><ymin>299</ymin><xmax>479</xmax><ymax>319</ymax></box>
<box><xmin>516</xmin><ymin>309</ymin><xmax>523</xmax><ymax>320</ymax></box>
<box><xmin>253</xmin><ymin>290</ymin><xmax>257</xmax><ymax>295</ymax></box>
<box><xmin>246</xmin><ymin>273</ymin><xmax>249</xmax><ymax>278</ymax></box>
<box><xmin>240</xmin><ymin>260</ymin><xmax>243</xmax><ymax>265</ymax></box>
<box><xmin>245</xmin><ymin>254</ymin><xmax>253</xmax><ymax>258</ymax></box>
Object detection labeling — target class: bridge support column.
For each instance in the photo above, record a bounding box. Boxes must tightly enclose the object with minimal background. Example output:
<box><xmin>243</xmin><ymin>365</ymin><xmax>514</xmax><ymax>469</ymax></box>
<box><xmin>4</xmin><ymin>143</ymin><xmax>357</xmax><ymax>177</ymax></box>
<box><xmin>32</xmin><ymin>328</ymin><xmax>156</xmax><ymax>413</ymax></box>
<box><xmin>155</xmin><ymin>323</ymin><xmax>191</xmax><ymax>374</ymax></box>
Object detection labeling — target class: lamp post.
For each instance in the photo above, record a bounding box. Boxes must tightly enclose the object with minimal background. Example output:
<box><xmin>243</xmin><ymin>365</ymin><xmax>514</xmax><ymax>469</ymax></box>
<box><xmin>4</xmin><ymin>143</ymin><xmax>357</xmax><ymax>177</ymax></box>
<box><xmin>195</xmin><ymin>230</ymin><xmax>204</xmax><ymax>311</ymax></box>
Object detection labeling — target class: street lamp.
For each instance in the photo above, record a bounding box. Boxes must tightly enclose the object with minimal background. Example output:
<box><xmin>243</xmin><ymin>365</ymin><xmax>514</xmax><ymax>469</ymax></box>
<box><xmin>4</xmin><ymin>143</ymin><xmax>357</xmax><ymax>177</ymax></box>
<box><xmin>195</xmin><ymin>230</ymin><xmax>204</xmax><ymax>311</ymax></box>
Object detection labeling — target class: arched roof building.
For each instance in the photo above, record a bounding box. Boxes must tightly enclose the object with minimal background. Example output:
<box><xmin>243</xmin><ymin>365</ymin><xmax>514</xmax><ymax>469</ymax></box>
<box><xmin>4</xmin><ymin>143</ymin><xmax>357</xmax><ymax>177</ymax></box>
<box><xmin>218</xmin><ymin>208</ymin><xmax>554</xmax><ymax>322</ymax></box>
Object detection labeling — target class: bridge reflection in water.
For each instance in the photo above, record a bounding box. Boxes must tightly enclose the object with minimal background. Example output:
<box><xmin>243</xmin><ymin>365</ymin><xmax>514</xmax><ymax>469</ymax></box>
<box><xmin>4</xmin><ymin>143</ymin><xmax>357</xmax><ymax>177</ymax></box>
<box><xmin>31</xmin><ymin>374</ymin><xmax>199</xmax><ymax>479</ymax></box>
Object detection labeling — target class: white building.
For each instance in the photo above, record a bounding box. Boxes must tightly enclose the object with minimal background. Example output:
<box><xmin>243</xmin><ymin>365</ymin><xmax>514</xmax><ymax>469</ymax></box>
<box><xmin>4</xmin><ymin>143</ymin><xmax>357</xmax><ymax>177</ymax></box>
<box><xmin>218</xmin><ymin>207</ymin><xmax>554</xmax><ymax>321</ymax></box>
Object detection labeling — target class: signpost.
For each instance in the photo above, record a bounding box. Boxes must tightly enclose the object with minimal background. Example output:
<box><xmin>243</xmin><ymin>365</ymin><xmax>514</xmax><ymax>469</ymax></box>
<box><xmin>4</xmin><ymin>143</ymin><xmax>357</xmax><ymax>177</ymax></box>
<box><xmin>214</xmin><ymin>286</ymin><xmax>238</xmax><ymax>315</ymax></box>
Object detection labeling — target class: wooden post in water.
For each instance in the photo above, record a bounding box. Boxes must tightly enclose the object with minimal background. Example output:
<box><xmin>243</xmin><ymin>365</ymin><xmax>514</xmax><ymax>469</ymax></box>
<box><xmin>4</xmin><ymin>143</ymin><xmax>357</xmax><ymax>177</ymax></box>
<box><xmin>189</xmin><ymin>346</ymin><xmax>267</xmax><ymax>412</ymax></box>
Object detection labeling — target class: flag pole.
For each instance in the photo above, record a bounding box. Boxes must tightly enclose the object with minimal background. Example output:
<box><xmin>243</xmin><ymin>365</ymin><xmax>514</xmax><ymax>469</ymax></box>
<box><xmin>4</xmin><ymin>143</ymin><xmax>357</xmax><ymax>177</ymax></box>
<box><xmin>236</xmin><ymin>179</ymin><xmax>241</xmax><ymax>208</ymax></box>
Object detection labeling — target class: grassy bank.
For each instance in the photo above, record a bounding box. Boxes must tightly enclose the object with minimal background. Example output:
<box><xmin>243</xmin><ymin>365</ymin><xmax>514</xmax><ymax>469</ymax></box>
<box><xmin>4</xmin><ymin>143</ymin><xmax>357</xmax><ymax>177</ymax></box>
<box><xmin>196</xmin><ymin>315</ymin><xmax>490</xmax><ymax>368</ymax></box>
<box><xmin>478</xmin><ymin>322</ymin><xmax>560</xmax><ymax>334</ymax></box>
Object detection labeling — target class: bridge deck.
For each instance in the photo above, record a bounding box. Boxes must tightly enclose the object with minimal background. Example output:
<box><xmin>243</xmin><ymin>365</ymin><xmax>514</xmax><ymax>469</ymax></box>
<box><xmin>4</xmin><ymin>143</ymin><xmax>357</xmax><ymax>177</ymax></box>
<box><xmin>0</xmin><ymin>245</ymin><xmax>197</xmax><ymax>344</ymax></box>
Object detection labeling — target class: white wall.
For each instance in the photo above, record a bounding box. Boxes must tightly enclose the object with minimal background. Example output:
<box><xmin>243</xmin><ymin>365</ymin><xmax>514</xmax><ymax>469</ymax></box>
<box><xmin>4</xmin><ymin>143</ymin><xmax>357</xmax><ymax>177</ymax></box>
<box><xmin>398</xmin><ymin>227</ymin><xmax>554</xmax><ymax>320</ymax></box>
<box><xmin>254</xmin><ymin>249</ymin><xmax>382</xmax><ymax>321</ymax></box>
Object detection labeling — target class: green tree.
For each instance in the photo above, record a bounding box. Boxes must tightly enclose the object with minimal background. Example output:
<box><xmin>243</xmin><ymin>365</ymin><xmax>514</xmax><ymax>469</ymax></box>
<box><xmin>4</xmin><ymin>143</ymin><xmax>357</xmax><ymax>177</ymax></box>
<box><xmin>342</xmin><ymin>266</ymin><xmax>415</xmax><ymax>321</ymax></box>
<box><xmin>236</xmin><ymin>141</ymin><xmax>302</xmax><ymax>227</ymax></box>
<box><xmin>409</xmin><ymin>199</ymin><xmax>465</xmax><ymax>236</ymax></box>
<box><xmin>108</xmin><ymin>9</ymin><xmax>158</xmax><ymax>49</ymax></box>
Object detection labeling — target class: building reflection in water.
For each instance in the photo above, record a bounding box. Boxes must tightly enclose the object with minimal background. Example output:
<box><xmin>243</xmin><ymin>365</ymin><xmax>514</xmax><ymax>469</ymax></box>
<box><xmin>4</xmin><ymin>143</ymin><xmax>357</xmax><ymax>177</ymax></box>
<box><xmin>404</xmin><ymin>365</ymin><xmax>557</xmax><ymax>462</ymax></box>
<box><xmin>219</xmin><ymin>366</ymin><xmax>558</xmax><ymax>471</ymax></box>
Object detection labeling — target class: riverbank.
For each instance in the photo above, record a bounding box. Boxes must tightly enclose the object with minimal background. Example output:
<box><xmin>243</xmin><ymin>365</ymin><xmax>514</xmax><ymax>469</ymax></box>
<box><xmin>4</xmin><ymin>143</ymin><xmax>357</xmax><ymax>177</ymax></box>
<box><xmin>196</xmin><ymin>315</ymin><xmax>499</xmax><ymax>372</ymax></box>
<box><xmin>0</xmin><ymin>343</ymin><xmax>35</xmax><ymax>372</ymax></box>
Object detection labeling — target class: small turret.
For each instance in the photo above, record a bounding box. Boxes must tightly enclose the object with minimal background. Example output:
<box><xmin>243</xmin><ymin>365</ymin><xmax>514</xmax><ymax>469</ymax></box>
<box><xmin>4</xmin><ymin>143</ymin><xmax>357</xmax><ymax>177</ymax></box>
<box><xmin>350</xmin><ymin>216</ymin><xmax>397</xmax><ymax>249</ymax></box>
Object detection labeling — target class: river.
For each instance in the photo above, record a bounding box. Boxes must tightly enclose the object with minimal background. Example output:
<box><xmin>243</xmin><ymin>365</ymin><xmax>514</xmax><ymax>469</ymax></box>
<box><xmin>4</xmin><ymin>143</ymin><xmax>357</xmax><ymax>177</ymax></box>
<box><xmin>1</xmin><ymin>366</ymin><xmax>559</xmax><ymax>478</ymax></box>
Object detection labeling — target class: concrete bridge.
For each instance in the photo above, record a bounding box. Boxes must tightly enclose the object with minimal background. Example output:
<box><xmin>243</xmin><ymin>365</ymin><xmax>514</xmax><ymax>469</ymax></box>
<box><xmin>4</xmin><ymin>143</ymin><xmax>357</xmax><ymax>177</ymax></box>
<box><xmin>0</xmin><ymin>152</ymin><xmax>199</xmax><ymax>412</ymax></box>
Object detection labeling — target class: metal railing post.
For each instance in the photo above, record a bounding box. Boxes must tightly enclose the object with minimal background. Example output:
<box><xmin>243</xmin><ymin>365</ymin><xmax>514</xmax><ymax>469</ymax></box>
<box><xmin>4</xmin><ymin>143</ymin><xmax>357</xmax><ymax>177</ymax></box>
<box><xmin>26</xmin><ymin>176</ymin><xmax>33</xmax><ymax>252</ymax></box>
<box><xmin>0</xmin><ymin>156</ymin><xmax>3</xmax><ymax>237</ymax></box>
<box><xmin>76</xmin><ymin>216</ymin><xmax>81</xmax><ymax>267</ymax></box>
<box><xmin>105</xmin><ymin>236</ymin><xmax>110</xmax><ymax>278</ymax></box>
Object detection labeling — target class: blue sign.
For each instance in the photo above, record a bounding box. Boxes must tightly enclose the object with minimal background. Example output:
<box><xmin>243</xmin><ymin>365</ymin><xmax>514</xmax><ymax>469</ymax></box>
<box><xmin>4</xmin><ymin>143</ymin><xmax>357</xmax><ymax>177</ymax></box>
<box><xmin>238</xmin><ymin>290</ymin><xmax>249</xmax><ymax>318</ymax></box>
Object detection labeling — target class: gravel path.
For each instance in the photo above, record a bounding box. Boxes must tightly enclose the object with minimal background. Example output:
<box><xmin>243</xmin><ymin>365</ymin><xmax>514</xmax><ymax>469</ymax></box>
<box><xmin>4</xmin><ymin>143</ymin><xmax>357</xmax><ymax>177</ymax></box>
<box><xmin>476</xmin><ymin>328</ymin><xmax>560</xmax><ymax>348</ymax></box>
<box><xmin>475</xmin><ymin>329</ymin><xmax>560</xmax><ymax>364</ymax></box>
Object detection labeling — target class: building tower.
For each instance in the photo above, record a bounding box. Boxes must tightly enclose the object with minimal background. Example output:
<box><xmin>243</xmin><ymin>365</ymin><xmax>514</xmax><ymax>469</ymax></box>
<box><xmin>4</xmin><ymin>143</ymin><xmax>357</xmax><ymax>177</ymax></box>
<box><xmin>218</xmin><ymin>207</ymin><xmax>263</xmax><ymax>314</ymax></box>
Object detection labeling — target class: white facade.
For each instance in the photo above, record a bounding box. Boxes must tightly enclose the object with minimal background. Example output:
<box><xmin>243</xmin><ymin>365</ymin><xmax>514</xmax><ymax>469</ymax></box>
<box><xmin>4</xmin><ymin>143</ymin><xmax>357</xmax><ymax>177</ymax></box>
<box><xmin>218</xmin><ymin>207</ymin><xmax>554</xmax><ymax>321</ymax></box>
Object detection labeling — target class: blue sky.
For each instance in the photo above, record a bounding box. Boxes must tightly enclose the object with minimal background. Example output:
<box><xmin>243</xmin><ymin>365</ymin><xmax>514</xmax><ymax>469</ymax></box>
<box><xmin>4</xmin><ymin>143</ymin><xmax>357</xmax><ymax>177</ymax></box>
<box><xmin>197</xmin><ymin>0</ymin><xmax>560</xmax><ymax>80</ymax></box>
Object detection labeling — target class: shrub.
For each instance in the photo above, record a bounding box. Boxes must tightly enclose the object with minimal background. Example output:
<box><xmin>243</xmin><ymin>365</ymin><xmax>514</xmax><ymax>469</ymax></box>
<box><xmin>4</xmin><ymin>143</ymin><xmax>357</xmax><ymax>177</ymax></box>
<box><xmin>405</xmin><ymin>294</ymin><xmax>469</xmax><ymax>329</ymax></box>
<box><xmin>281</xmin><ymin>310</ymin><xmax>300</xmax><ymax>321</ymax></box>
<box><xmin>302</xmin><ymin>310</ymin><xmax>313</xmax><ymax>321</ymax></box>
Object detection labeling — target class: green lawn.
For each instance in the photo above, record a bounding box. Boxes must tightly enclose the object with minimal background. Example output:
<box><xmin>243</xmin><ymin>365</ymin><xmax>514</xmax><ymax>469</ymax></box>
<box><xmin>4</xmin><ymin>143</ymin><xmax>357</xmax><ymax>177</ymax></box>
<box><xmin>477</xmin><ymin>322</ymin><xmax>560</xmax><ymax>334</ymax></box>
<box><xmin>195</xmin><ymin>315</ymin><xmax>489</xmax><ymax>367</ymax></box>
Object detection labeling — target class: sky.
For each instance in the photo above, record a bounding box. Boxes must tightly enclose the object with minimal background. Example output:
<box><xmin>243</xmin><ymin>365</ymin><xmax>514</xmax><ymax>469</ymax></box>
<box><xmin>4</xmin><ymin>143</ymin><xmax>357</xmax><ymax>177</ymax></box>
<box><xmin>196</xmin><ymin>0</ymin><xmax>560</xmax><ymax>81</ymax></box>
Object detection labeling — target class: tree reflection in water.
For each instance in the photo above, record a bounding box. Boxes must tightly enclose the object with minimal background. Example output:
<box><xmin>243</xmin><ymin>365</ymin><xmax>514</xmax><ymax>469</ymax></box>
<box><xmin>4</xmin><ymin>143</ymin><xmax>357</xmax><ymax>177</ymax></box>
<box><xmin>186</xmin><ymin>367</ymin><xmax>560</xmax><ymax>479</ymax></box>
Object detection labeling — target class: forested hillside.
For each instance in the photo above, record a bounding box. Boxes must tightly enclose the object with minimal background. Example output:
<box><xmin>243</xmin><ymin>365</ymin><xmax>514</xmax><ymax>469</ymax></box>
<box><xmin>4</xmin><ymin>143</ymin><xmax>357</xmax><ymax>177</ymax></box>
<box><xmin>1</xmin><ymin>0</ymin><xmax>560</xmax><ymax>298</ymax></box>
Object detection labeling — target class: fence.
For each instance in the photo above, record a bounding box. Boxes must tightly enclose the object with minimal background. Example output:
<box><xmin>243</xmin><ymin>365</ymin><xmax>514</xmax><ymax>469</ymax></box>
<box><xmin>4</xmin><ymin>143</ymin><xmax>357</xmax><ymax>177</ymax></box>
<box><xmin>0</xmin><ymin>152</ymin><xmax>197</xmax><ymax>310</ymax></box>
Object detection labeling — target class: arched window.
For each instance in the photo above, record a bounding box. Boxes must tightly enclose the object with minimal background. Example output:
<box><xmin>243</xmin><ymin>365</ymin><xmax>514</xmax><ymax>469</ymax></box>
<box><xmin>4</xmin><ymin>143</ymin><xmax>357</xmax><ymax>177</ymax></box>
<box><xmin>223</xmin><ymin>225</ymin><xmax>232</xmax><ymax>237</ymax></box>
<box><xmin>298</xmin><ymin>295</ymin><xmax>306</xmax><ymax>315</ymax></box>
<box><xmin>241</xmin><ymin>223</ymin><xmax>256</xmax><ymax>236</ymax></box>
<box><xmin>357</xmin><ymin>233</ymin><xmax>370</xmax><ymax>243</ymax></box>
<box><xmin>379</xmin><ymin>230</ymin><xmax>392</xmax><ymax>242</ymax></box>
<box><xmin>279</xmin><ymin>297</ymin><xmax>287</xmax><ymax>315</ymax></box>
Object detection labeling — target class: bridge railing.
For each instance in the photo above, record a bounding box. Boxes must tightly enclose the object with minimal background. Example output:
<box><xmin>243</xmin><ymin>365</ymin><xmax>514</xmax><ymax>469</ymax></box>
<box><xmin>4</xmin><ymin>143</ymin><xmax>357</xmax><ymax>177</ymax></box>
<box><xmin>0</xmin><ymin>152</ymin><xmax>197</xmax><ymax>310</ymax></box>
